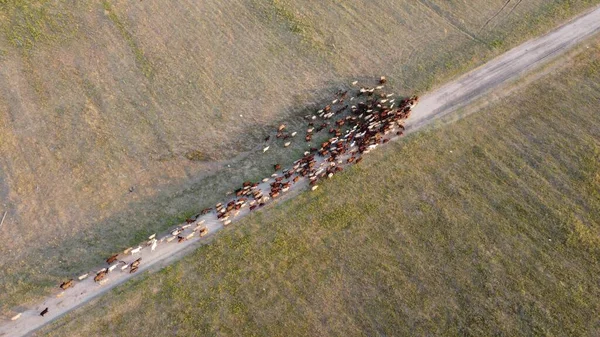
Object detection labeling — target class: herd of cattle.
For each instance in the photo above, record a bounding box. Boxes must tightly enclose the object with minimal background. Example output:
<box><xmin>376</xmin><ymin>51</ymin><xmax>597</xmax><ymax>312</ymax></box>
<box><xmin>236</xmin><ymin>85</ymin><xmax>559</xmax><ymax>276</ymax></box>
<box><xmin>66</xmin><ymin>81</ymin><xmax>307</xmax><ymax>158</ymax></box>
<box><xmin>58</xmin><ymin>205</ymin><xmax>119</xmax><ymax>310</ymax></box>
<box><xmin>27</xmin><ymin>77</ymin><xmax>417</xmax><ymax>319</ymax></box>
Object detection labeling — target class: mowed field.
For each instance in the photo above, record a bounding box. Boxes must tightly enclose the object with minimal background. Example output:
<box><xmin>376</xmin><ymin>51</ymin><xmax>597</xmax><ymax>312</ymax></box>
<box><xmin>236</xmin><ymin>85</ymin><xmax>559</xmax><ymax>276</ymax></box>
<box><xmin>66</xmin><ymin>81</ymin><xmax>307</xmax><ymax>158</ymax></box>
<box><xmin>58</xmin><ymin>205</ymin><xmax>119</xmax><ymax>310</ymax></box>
<box><xmin>0</xmin><ymin>0</ymin><xmax>599</xmax><ymax>313</ymax></box>
<box><xmin>37</xmin><ymin>38</ymin><xmax>600</xmax><ymax>336</ymax></box>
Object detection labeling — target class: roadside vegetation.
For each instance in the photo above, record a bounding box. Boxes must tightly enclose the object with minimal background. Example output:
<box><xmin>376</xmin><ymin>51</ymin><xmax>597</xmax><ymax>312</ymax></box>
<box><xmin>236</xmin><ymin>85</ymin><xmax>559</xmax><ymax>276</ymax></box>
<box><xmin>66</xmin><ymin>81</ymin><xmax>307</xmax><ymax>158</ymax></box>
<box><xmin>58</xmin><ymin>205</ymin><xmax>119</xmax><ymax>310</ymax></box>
<box><xmin>37</xmin><ymin>37</ymin><xmax>600</xmax><ymax>336</ymax></box>
<box><xmin>1</xmin><ymin>0</ymin><xmax>599</xmax><ymax>314</ymax></box>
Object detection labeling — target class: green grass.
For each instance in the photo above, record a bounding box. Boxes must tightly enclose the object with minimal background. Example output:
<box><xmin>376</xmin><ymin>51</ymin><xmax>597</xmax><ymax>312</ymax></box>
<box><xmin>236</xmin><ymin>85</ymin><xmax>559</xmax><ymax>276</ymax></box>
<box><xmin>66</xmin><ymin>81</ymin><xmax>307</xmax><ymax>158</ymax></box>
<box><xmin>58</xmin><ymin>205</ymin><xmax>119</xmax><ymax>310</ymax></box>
<box><xmin>0</xmin><ymin>0</ymin><xmax>74</xmax><ymax>52</ymax></box>
<box><xmin>38</xmin><ymin>37</ymin><xmax>600</xmax><ymax>336</ymax></box>
<box><xmin>1</xmin><ymin>0</ymin><xmax>600</xmax><ymax>316</ymax></box>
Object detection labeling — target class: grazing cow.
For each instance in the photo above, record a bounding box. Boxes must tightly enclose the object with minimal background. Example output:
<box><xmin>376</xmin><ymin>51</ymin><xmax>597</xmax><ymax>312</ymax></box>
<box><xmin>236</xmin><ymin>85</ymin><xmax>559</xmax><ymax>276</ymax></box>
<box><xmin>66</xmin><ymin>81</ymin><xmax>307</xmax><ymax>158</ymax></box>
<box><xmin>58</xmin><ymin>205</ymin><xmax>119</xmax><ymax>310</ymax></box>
<box><xmin>40</xmin><ymin>308</ymin><xmax>49</xmax><ymax>317</ymax></box>
<box><xmin>263</xmin><ymin>146</ymin><xmax>270</xmax><ymax>153</ymax></box>
<box><xmin>60</xmin><ymin>279</ymin><xmax>74</xmax><ymax>290</ymax></box>
<box><xmin>106</xmin><ymin>254</ymin><xmax>119</xmax><ymax>265</ymax></box>
<box><xmin>284</xmin><ymin>142</ymin><xmax>291</xmax><ymax>147</ymax></box>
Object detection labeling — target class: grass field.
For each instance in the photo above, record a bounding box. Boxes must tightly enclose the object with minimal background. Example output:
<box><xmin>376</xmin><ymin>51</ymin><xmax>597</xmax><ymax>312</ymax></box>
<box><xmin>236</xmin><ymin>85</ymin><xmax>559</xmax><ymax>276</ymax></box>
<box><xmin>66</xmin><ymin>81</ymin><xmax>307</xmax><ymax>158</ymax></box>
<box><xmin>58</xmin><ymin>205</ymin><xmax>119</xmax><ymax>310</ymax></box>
<box><xmin>36</xmin><ymin>37</ymin><xmax>600</xmax><ymax>336</ymax></box>
<box><xmin>1</xmin><ymin>0</ymin><xmax>600</xmax><ymax>314</ymax></box>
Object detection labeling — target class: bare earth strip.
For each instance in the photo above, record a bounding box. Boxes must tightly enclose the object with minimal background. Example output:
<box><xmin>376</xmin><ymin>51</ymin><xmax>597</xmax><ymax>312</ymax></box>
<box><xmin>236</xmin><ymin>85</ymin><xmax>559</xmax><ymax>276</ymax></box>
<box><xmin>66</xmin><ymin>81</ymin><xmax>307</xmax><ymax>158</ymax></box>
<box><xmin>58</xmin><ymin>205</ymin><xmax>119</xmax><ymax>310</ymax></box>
<box><xmin>2</xmin><ymin>5</ymin><xmax>600</xmax><ymax>337</ymax></box>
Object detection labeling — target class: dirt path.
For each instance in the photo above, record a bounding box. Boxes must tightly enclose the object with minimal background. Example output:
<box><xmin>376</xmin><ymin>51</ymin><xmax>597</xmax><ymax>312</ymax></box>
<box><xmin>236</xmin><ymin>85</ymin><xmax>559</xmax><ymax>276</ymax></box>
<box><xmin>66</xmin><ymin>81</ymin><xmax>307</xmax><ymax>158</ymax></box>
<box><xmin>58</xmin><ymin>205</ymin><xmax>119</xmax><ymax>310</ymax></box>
<box><xmin>3</xmin><ymin>5</ymin><xmax>600</xmax><ymax>337</ymax></box>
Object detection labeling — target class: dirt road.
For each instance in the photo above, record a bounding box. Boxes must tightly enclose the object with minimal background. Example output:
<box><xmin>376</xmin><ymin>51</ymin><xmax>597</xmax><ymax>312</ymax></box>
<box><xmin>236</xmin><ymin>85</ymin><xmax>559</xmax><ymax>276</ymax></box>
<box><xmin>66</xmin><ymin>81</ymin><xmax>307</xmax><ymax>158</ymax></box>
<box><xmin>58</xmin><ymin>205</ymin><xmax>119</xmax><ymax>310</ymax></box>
<box><xmin>2</xmin><ymin>5</ymin><xmax>600</xmax><ymax>337</ymax></box>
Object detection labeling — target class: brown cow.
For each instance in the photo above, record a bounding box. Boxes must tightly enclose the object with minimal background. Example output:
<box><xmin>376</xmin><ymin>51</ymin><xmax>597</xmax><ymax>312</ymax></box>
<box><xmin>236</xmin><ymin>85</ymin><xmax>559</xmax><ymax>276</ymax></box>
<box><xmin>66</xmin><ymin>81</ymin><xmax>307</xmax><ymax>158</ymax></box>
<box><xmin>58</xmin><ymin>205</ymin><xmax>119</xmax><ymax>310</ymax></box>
<box><xmin>40</xmin><ymin>308</ymin><xmax>49</xmax><ymax>317</ymax></box>
<box><xmin>94</xmin><ymin>270</ymin><xmax>107</xmax><ymax>283</ymax></box>
<box><xmin>106</xmin><ymin>254</ymin><xmax>119</xmax><ymax>265</ymax></box>
<box><xmin>59</xmin><ymin>279</ymin><xmax>74</xmax><ymax>290</ymax></box>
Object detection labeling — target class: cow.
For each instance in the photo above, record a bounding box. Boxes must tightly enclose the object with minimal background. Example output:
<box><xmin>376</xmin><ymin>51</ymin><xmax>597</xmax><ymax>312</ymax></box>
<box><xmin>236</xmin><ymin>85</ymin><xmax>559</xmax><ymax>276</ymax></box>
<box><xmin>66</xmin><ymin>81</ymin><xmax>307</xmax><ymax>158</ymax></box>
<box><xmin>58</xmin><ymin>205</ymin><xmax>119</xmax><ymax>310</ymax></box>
<box><xmin>59</xmin><ymin>279</ymin><xmax>74</xmax><ymax>290</ymax></box>
<box><xmin>274</xmin><ymin>164</ymin><xmax>281</xmax><ymax>171</ymax></box>
<box><xmin>94</xmin><ymin>270</ymin><xmax>107</xmax><ymax>283</ymax></box>
<box><xmin>40</xmin><ymin>308</ymin><xmax>49</xmax><ymax>317</ymax></box>
<box><xmin>78</xmin><ymin>273</ymin><xmax>89</xmax><ymax>281</ymax></box>
<box><xmin>131</xmin><ymin>258</ymin><xmax>142</xmax><ymax>269</ymax></box>
<box><xmin>131</xmin><ymin>246</ymin><xmax>142</xmax><ymax>255</ymax></box>
<box><xmin>130</xmin><ymin>266</ymin><xmax>139</xmax><ymax>274</ymax></box>
<box><xmin>177</xmin><ymin>235</ymin><xmax>186</xmax><ymax>243</ymax></box>
<box><xmin>105</xmin><ymin>254</ymin><xmax>119</xmax><ymax>265</ymax></box>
